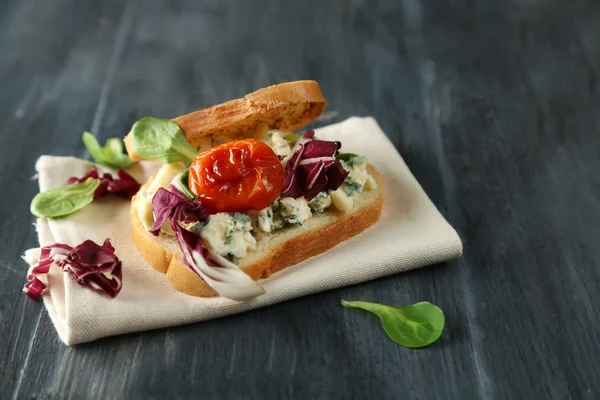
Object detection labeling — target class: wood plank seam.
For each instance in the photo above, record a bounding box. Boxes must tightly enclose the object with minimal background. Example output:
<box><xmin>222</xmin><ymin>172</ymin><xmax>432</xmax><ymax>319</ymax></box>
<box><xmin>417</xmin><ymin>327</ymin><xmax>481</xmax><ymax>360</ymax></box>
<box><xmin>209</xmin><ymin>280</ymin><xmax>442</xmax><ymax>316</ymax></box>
<box><xmin>89</xmin><ymin>1</ymin><xmax>136</xmax><ymax>146</ymax></box>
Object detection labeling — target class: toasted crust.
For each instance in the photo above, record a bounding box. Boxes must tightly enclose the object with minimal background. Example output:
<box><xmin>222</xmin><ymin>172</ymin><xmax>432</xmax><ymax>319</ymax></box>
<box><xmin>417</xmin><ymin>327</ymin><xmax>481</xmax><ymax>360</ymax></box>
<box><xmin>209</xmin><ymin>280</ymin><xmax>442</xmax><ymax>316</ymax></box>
<box><xmin>130</xmin><ymin>166</ymin><xmax>384</xmax><ymax>297</ymax></box>
<box><xmin>125</xmin><ymin>80</ymin><xmax>326</xmax><ymax>160</ymax></box>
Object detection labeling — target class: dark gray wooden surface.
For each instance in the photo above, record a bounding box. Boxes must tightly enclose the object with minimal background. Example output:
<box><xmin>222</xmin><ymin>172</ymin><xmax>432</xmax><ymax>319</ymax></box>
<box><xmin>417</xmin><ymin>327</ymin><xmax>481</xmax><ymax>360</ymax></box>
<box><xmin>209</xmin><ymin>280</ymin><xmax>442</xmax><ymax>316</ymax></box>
<box><xmin>1</xmin><ymin>0</ymin><xmax>599</xmax><ymax>399</ymax></box>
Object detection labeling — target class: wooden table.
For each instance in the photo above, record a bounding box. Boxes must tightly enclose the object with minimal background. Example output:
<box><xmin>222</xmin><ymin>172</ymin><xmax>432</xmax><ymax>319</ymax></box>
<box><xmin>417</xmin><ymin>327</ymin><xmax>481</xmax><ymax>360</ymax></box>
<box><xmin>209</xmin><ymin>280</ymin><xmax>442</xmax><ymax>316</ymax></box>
<box><xmin>2</xmin><ymin>0</ymin><xmax>599</xmax><ymax>398</ymax></box>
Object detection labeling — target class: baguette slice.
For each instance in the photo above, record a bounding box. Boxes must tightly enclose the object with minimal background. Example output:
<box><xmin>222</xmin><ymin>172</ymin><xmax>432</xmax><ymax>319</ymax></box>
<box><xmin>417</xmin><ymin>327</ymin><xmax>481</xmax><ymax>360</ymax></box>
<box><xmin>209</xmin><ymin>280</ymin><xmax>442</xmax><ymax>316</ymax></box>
<box><xmin>130</xmin><ymin>166</ymin><xmax>384</xmax><ymax>297</ymax></box>
<box><xmin>124</xmin><ymin>80</ymin><xmax>326</xmax><ymax>160</ymax></box>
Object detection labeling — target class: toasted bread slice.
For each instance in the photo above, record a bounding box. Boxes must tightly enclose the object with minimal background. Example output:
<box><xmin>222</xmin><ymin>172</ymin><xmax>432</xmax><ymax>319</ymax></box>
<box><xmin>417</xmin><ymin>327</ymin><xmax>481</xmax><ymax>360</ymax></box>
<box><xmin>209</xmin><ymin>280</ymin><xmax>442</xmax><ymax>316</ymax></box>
<box><xmin>124</xmin><ymin>80</ymin><xmax>326</xmax><ymax>160</ymax></box>
<box><xmin>130</xmin><ymin>166</ymin><xmax>384</xmax><ymax>297</ymax></box>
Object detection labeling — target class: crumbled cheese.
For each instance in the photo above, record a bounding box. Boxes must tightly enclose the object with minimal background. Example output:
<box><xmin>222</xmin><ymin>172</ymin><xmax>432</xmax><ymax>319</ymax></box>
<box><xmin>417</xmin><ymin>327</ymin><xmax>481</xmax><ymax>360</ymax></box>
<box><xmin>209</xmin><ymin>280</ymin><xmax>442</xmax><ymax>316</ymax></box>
<box><xmin>279</xmin><ymin>197</ymin><xmax>312</xmax><ymax>225</ymax></box>
<box><xmin>341</xmin><ymin>155</ymin><xmax>370</xmax><ymax>195</ymax></box>
<box><xmin>337</xmin><ymin>154</ymin><xmax>377</xmax><ymax>201</ymax></box>
<box><xmin>255</xmin><ymin>192</ymin><xmax>331</xmax><ymax>233</ymax></box>
<box><xmin>308</xmin><ymin>192</ymin><xmax>332</xmax><ymax>213</ymax></box>
<box><xmin>266</xmin><ymin>130</ymin><xmax>292</xmax><ymax>158</ymax></box>
<box><xmin>256</xmin><ymin>206</ymin><xmax>284</xmax><ymax>233</ymax></box>
<box><xmin>200</xmin><ymin>213</ymin><xmax>256</xmax><ymax>259</ymax></box>
<box><xmin>329</xmin><ymin>187</ymin><xmax>354</xmax><ymax>212</ymax></box>
<box><xmin>365</xmin><ymin>174</ymin><xmax>377</xmax><ymax>190</ymax></box>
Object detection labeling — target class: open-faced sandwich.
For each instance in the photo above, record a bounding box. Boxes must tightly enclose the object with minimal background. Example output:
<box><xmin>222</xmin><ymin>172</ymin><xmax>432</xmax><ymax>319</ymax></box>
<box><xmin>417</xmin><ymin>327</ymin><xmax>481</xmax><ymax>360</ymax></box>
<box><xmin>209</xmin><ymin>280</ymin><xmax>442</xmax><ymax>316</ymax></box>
<box><xmin>124</xmin><ymin>80</ymin><xmax>384</xmax><ymax>300</ymax></box>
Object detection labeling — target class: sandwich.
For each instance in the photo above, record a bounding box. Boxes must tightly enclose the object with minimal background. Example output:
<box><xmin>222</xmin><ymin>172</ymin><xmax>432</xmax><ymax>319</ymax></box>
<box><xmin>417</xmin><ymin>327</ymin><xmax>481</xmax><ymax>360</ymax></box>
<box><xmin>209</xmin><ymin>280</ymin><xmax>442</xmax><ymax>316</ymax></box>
<box><xmin>124</xmin><ymin>80</ymin><xmax>384</xmax><ymax>300</ymax></box>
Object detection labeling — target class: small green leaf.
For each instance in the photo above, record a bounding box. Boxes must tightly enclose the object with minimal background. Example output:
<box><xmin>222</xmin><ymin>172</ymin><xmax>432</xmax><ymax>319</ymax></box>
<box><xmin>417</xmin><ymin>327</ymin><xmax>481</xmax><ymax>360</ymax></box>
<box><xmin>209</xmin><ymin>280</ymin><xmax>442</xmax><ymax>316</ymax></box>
<box><xmin>175</xmin><ymin>169</ymin><xmax>196</xmax><ymax>199</ymax></box>
<box><xmin>30</xmin><ymin>178</ymin><xmax>100</xmax><ymax>218</ymax></box>
<box><xmin>82</xmin><ymin>132</ymin><xmax>106</xmax><ymax>163</ymax></box>
<box><xmin>341</xmin><ymin>300</ymin><xmax>445</xmax><ymax>348</ymax></box>
<box><xmin>130</xmin><ymin>117</ymin><xmax>199</xmax><ymax>164</ymax></box>
<box><xmin>103</xmin><ymin>138</ymin><xmax>135</xmax><ymax>168</ymax></box>
<box><xmin>82</xmin><ymin>132</ymin><xmax>136</xmax><ymax>169</ymax></box>
<box><xmin>336</xmin><ymin>153</ymin><xmax>360</xmax><ymax>162</ymax></box>
<box><xmin>285</xmin><ymin>133</ymin><xmax>302</xmax><ymax>147</ymax></box>
<box><xmin>103</xmin><ymin>137</ymin><xmax>124</xmax><ymax>159</ymax></box>
<box><xmin>337</xmin><ymin>153</ymin><xmax>366</xmax><ymax>170</ymax></box>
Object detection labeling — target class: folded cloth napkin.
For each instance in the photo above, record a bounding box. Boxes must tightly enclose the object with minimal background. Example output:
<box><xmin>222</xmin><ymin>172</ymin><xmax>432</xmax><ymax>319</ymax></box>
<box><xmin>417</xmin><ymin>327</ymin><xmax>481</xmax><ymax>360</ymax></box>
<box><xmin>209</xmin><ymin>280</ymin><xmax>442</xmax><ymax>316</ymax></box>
<box><xmin>23</xmin><ymin>117</ymin><xmax>462</xmax><ymax>345</ymax></box>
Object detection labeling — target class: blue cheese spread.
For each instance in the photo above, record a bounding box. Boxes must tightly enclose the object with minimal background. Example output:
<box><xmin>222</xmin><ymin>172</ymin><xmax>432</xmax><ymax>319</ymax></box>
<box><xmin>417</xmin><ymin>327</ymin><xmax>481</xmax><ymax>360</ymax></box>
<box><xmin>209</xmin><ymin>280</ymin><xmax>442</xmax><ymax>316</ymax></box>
<box><xmin>199</xmin><ymin>213</ymin><xmax>256</xmax><ymax>260</ymax></box>
<box><xmin>308</xmin><ymin>191</ymin><xmax>331</xmax><ymax>213</ymax></box>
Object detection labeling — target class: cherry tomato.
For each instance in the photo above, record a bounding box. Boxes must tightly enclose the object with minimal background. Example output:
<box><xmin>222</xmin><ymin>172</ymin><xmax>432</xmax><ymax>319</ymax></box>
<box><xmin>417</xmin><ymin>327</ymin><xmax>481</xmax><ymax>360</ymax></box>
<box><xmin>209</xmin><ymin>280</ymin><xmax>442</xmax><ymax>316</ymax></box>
<box><xmin>188</xmin><ymin>139</ymin><xmax>284</xmax><ymax>213</ymax></box>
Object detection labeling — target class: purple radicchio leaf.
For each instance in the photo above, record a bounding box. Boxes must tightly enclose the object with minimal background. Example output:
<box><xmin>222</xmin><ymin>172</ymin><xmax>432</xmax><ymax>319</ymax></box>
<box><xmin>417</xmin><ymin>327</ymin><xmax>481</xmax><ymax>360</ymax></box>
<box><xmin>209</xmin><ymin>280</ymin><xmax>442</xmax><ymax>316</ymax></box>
<box><xmin>282</xmin><ymin>132</ymin><xmax>349</xmax><ymax>201</ymax></box>
<box><xmin>60</xmin><ymin>239</ymin><xmax>123</xmax><ymax>297</ymax></box>
<box><xmin>288</xmin><ymin>130</ymin><xmax>315</xmax><ymax>153</ymax></box>
<box><xmin>68</xmin><ymin>168</ymin><xmax>141</xmax><ymax>199</ymax></box>
<box><xmin>150</xmin><ymin>186</ymin><xmax>265</xmax><ymax>300</ymax></box>
<box><xmin>173</xmin><ymin>225</ymin><xmax>266</xmax><ymax>301</ymax></box>
<box><xmin>23</xmin><ymin>239</ymin><xmax>123</xmax><ymax>300</ymax></box>
<box><xmin>23</xmin><ymin>243</ymin><xmax>71</xmax><ymax>300</ymax></box>
<box><xmin>150</xmin><ymin>186</ymin><xmax>209</xmax><ymax>236</ymax></box>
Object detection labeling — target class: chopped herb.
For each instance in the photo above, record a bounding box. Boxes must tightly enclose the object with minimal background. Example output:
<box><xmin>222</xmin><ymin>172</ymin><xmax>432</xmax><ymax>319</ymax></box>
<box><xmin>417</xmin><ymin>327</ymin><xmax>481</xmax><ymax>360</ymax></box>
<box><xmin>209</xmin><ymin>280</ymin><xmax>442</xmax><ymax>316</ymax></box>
<box><xmin>224</xmin><ymin>234</ymin><xmax>232</xmax><ymax>245</ymax></box>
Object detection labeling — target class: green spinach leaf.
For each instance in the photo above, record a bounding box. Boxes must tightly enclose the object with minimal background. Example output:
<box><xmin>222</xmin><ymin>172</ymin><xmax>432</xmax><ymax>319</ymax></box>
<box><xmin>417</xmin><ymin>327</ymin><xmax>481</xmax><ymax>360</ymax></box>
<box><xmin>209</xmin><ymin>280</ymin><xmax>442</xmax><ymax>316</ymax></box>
<box><xmin>341</xmin><ymin>300</ymin><xmax>445</xmax><ymax>348</ymax></box>
<box><xmin>30</xmin><ymin>177</ymin><xmax>100</xmax><ymax>218</ymax></box>
<box><xmin>130</xmin><ymin>117</ymin><xmax>199</xmax><ymax>164</ymax></box>
<box><xmin>82</xmin><ymin>132</ymin><xmax>136</xmax><ymax>169</ymax></box>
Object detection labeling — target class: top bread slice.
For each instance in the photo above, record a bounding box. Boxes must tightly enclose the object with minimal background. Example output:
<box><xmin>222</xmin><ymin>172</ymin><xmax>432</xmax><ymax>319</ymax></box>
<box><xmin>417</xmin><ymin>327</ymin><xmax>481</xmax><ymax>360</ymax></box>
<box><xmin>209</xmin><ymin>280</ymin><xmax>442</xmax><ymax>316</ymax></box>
<box><xmin>130</xmin><ymin>166</ymin><xmax>384</xmax><ymax>297</ymax></box>
<box><xmin>124</xmin><ymin>80</ymin><xmax>326</xmax><ymax>160</ymax></box>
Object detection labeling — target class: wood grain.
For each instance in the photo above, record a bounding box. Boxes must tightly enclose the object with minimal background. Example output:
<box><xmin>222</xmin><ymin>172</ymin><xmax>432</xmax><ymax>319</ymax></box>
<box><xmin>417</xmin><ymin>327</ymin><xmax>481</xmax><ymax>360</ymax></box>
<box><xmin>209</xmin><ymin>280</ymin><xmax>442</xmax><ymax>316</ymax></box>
<box><xmin>1</xmin><ymin>0</ymin><xmax>599</xmax><ymax>399</ymax></box>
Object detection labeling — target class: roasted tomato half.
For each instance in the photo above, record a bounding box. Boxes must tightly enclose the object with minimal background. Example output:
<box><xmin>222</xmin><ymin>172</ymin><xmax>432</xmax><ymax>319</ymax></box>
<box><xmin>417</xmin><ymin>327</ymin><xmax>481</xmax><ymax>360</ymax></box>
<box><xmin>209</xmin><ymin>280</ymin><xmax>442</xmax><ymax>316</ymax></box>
<box><xmin>188</xmin><ymin>139</ymin><xmax>284</xmax><ymax>213</ymax></box>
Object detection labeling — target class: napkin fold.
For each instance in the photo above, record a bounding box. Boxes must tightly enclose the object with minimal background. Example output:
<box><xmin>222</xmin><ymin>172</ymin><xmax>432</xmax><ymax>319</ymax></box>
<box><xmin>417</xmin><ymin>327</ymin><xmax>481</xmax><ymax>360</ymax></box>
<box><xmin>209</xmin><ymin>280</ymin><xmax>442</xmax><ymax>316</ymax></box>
<box><xmin>24</xmin><ymin>117</ymin><xmax>462</xmax><ymax>345</ymax></box>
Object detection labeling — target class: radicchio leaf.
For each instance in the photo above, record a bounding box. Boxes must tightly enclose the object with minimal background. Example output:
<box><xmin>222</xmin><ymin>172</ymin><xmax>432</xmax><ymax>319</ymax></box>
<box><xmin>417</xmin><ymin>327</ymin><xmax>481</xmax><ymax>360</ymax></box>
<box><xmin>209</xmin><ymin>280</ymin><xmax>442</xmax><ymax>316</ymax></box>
<box><xmin>288</xmin><ymin>130</ymin><xmax>315</xmax><ymax>154</ymax></box>
<box><xmin>68</xmin><ymin>168</ymin><xmax>141</xmax><ymax>199</ymax></box>
<box><xmin>150</xmin><ymin>186</ymin><xmax>208</xmax><ymax>236</ymax></box>
<box><xmin>23</xmin><ymin>244</ymin><xmax>71</xmax><ymax>300</ymax></box>
<box><xmin>174</xmin><ymin>225</ymin><xmax>265</xmax><ymax>300</ymax></box>
<box><xmin>23</xmin><ymin>239</ymin><xmax>123</xmax><ymax>300</ymax></box>
<box><xmin>282</xmin><ymin>131</ymin><xmax>349</xmax><ymax>200</ymax></box>
<box><xmin>150</xmin><ymin>186</ymin><xmax>265</xmax><ymax>300</ymax></box>
<box><xmin>62</xmin><ymin>239</ymin><xmax>123</xmax><ymax>297</ymax></box>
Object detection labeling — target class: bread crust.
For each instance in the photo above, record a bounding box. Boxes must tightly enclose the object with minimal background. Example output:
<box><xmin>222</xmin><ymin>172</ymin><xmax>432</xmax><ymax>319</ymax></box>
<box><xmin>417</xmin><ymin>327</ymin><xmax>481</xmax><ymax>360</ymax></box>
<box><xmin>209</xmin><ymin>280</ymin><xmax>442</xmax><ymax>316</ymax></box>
<box><xmin>130</xmin><ymin>166</ymin><xmax>384</xmax><ymax>297</ymax></box>
<box><xmin>125</xmin><ymin>80</ymin><xmax>326</xmax><ymax>160</ymax></box>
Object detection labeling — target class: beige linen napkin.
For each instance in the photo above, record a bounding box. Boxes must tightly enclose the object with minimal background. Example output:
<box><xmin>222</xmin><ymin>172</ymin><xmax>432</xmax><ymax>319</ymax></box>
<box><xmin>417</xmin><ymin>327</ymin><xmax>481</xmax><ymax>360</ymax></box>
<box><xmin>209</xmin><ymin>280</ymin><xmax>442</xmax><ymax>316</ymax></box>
<box><xmin>24</xmin><ymin>117</ymin><xmax>462</xmax><ymax>345</ymax></box>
